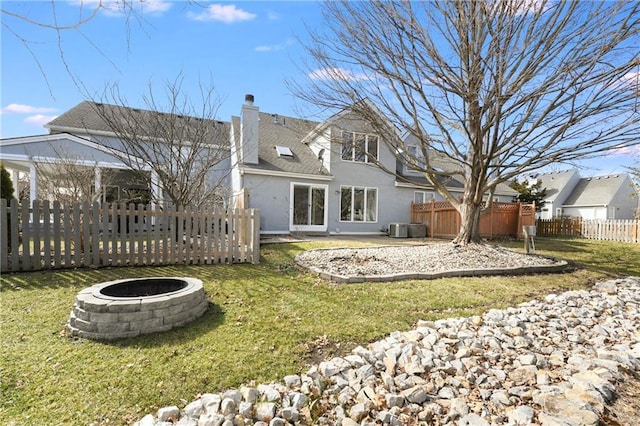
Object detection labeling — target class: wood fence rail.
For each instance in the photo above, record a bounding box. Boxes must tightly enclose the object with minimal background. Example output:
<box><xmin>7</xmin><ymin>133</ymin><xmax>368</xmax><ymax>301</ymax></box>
<box><xmin>411</xmin><ymin>201</ymin><xmax>535</xmax><ymax>239</ymax></box>
<box><xmin>0</xmin><ymin>199</ymin><xmax>261</xmax><ymax>272</ymax></box>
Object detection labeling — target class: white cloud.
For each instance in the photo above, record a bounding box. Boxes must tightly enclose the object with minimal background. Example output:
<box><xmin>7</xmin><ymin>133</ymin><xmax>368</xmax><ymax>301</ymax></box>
<box><xmin>308</xmin><ymin>67</ymin><xmax>374</xmax><ymax>82</ymax></box>
<box><xmin>255</xmin><ymin>38</ymin><xmax>294</xmax><ymax>53</ymax></box>
<box><xmin>490</xmin><ymin>0</ymin><xmax>551</xmax><ymax>16</ymax></box>
<box><xmin>620</xmin><ymin>70</ymin><xmax>639</xmax><ymax>89</ymax></box>
<box><xmin>607</xmin><ymin>145</ymin><xmax>640</xmax><ymax>157</ymax></box>
<box><xmin>267</xmin><ymin>11</ymin><xmax>280</xmax><ymax>21</ymax></box>
<box><xmin>2</xmin><ymin>104</ymin><xmax>57</xmax><ymax>114</ymax></box>
<box><xmin>74</xmin><ymin>0</ymin><xmax>172</xmax><ymax>17</ymax></box>
<box><xmin>187</xmin><ymin>4</ymin><xmax>256</xmax><ymax>23</ymax></box>
<box><xmin>24</xmin><ymin>114</ymin><xmax>58</xmax><ymax>126</ymax></box>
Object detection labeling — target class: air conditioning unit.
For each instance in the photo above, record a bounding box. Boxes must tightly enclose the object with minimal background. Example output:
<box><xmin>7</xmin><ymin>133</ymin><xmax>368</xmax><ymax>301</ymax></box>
<box><xmin>389</xmin><ymin>223</ymin><xmax>408</xmax><ymax>238</ymax></box>
<box><xmin>408</xmin><ymin>223</ymin><xmax>427</xmax><ymax>238</ymax></box>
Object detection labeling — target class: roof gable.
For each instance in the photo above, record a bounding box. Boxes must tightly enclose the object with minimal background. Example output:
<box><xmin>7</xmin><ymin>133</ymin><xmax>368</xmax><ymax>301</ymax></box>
<box><xmin>563</xmin><ymin>174</ymin><xmax>630</xmax><ymax>207</ymax></box>
<box><xmin>536</xmin><ymin>169</ymin><xmax>580</xmax><ymax>201</ymax></box>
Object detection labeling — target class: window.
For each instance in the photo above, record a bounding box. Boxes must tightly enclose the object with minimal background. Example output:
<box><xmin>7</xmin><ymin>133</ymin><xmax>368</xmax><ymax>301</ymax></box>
<box><xmin>341</xmin><ymin>132</ymin><xmax>378</xmax><ymax>163</ymax></box>
<box><xmin>275</xmin><ymin>145</ymin><xmax>294</xmax><ymax>158</ymax></box>
<box><xmin>340</xmin><ymin>186</ymin><xmax>377</xmax><ymax>222</ymax></box>
<box><xmin>414</xmin><ymin>191</ymin><xmax>434</xmax><ymax>203</ymax></box>
<box><xmin>406</xmin><ymin>145</ymin><xmax>426</xmax><ymax>169</ymax></box>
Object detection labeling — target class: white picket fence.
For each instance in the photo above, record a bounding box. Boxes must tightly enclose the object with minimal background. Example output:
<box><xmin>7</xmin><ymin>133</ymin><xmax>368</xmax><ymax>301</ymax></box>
<box><xmin>581</xmin><ymin>219</ymin><xmax>639</xmax><ymax>243</ymax></box>
<box><xmin>0</xmin><ymin>199</ymin><xmax>261</xmax><ymax>272</ymax></box>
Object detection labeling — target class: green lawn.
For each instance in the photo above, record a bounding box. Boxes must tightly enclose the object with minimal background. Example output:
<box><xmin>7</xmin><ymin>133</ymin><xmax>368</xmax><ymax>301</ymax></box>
<box><xmin>1</xmin><ymin>237</ymin><xmax>638</xmax><ymax>425</ymax></box>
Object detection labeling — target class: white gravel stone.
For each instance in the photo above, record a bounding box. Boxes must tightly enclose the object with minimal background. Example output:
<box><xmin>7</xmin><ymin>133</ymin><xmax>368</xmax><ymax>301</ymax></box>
<box><xmin>296</xmin><ymin>243</ymin><xmax>560</xmax><ymax>278</ymax></box>
<box><xmin>136</xmin><ymin>275</ymin><xmax>640</xmax><ymax>426</ymax></box>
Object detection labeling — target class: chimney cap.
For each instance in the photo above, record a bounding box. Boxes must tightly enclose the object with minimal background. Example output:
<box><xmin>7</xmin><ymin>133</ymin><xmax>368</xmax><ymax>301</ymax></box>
<box><xmin>245</xmin><ymin>94</ymin><xmax>255</xmax><ymax>104</ymax></box>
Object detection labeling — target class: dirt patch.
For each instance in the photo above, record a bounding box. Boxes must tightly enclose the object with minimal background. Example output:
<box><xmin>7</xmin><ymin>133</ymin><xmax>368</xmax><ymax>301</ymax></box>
<box><xmin>302</xmin><ymin>335</ymin><xmax>349</xmax><ymax>366</ymax></box>
<box><xmin>601</xmin><ymin>368</ymin><xmax>640</xmax><ymax>425</ymax></box>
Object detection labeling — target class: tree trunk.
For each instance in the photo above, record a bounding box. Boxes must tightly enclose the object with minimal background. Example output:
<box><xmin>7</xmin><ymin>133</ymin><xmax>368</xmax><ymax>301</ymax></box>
<box><xmin>453</xmin><ymin>199</ymin><xmax>483</xmax><ymax>245</ymax></box>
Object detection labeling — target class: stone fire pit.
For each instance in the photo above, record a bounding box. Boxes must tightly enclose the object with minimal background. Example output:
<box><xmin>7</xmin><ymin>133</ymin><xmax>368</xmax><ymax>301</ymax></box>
<box><xmin>68</xmin><ymin>277</ymin><xmax>208</xmax><ymax>340</ymax></box>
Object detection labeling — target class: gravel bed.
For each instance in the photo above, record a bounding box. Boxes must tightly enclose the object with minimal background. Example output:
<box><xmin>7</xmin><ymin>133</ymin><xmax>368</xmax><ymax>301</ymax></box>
<box><xmin>295</xmin><ymin>243</ymin><xmax>561</xmax><ymax>278</ymax></box>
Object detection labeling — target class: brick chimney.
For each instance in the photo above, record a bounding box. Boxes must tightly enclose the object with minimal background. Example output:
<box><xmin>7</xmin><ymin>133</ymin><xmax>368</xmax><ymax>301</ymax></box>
<box><xmin>240</xmin><ymin>94</ymin><xmax>259</xmax><ymax>165</ymax></box>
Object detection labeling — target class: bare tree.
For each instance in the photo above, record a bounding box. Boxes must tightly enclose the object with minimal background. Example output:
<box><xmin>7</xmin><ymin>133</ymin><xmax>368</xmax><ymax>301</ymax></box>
<box><xmin>1</xmin><ymin>1</ymin><xmax>147</xmax><ymax>94</ymax></box>
<box><xmin>89</xmin><ymin>75</ymin><xmax>231</xmax><ymax>208</ymax></box>
<box><xmin>292</xmin><ymin>0</ymin><xmax>640</xmax><ymax>245</ymax></box>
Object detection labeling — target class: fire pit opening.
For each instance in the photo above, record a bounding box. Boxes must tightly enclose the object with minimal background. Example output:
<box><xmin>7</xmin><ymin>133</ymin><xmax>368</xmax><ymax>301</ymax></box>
<box><xmin>68</xmin><ymin>277</ymin><xmax>209</xmax><ymax>340</ymax></box>
<box><xmin>99</xmin><ymin>278</ymin><xmax>188</xmax><ymax>298</ymax></box>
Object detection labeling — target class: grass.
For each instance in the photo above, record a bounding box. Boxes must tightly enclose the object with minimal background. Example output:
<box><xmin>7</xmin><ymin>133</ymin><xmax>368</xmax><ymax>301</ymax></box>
<box><xmin>1</xmin><ymin>237</ymin><xmax>638</xmax><ymax>425</ymax></box>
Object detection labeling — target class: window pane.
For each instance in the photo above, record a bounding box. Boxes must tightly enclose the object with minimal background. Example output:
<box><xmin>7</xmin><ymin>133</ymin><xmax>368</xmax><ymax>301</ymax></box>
<box><xmin>367</xmin><ymin>136</ymin><xmax>378</xmax><ymax>163</ymax></box>
<box><xmin>311</xmin><ymin>187</ymin><xmax>325</xmax><ymax>226</ymax></box>
<box><xmin>353</xmin><ymin>188</ymin><xmax>365</xmax><ymax>221</ymax></box>
<box><xmin>293</xmin><ymin>185</ymin><xmax>309</xmax><ymax>225</ymax></box>
<box><xmin>341</xmin><ymin>132</ymin><xmax>353</xmax><ymax>161</ymax></box>
<box><xmin>340</xmin><ymin>187</ymin><xmax>352</xmax><ymax>221</ymax></box>
<box><xmin>414</xmin><ymin>191</ymin><xmax>424</xmax><ymax>203</ymax></box>
<box><xmin>354</xmin><ymin>134</ymin><xmax>366</xmax><ymax>162</ymax></box>
<box><xmin>366</xmin><ymin>188</ymin><xmax>377</xmax><ymax>222</ymax></box>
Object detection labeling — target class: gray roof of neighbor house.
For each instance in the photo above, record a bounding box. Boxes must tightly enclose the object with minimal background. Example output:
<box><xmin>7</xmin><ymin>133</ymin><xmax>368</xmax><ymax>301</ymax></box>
<box><xmin>535</xmin><ymin>169</ymin><xmax>579</xmax><ymax>201</ymax></box>
<box><xmin>398</xmin><ymin>173</ymin><xmax>517</xmax><ymax>196</ymax></box>
<box><xmin>232</xmin><ymin>112</ymin><xmax>330</xmax><ymax>176</ymax></box>
<box><xmin>46</xmin><ymin>101</ymin><xmax>230</xmax><ymax>146</ymax></box>
<box><xmin>562</xmin><ymin>174</ymin><xmax>630</xmax><ymax>207</ymax></box>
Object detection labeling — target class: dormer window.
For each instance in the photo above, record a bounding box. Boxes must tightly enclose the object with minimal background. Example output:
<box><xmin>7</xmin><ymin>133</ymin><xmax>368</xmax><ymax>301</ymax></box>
<box><xmin>275</xmin><ymin>145</ymin><xmax>294</xmax><ymax>158</ymax></box>
<box><xmin>341</xmin><ymin>131</ymin><xmax>378</xmax><ymax>163</ymax></box>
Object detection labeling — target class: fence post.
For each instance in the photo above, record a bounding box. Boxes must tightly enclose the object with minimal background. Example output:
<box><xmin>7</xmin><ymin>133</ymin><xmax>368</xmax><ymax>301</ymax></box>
<box><xmin>1</xmin><ymin>198</ymin><xmax>7</xmax><ymax>272</ymax></box>
<box><xmin>251</xmin><ymin>209</ymin><xmax>260</xmax><ymax>264</ymax></box>
<box><xmin>429</xmin><ymin>200</ymin><xmax>435</xmax><ymax>238</ymax></box>
<box><xmin>42</xmin><ymin>200</ymin><xmax>51</xmax><ymax>269</ymax></box>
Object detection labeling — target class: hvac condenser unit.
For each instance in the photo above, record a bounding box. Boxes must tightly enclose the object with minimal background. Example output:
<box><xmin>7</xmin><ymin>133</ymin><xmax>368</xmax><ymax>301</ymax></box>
<box><xmin>389</xmin><ymin>223</ymin><xmax>408</xmax><ymax>238</ymax></box>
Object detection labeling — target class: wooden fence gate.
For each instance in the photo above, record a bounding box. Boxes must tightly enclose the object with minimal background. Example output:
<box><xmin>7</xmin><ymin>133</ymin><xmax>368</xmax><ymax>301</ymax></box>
<box><xmin>0</xmin><ymin>199</ymin><xmax>261</xmax><ymax>272</ymax></box>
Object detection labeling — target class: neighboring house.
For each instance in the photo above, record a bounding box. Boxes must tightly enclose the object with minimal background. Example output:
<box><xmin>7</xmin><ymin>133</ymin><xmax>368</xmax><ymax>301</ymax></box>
<box><xmin>0</xmin><ymin>101</ymin><xmax>230</xmax><ymax>206</ymax></box>
<box><xmin>1</xmin><ymin>95</ymin><xmax>519</xmax><ymax>235</ymax></box>
<box><xmin>536</xmin><ymin>170</ymin><xmax>639</xmax><ymax>220</ymax></box>
<box><xmin>536</xmin><ymin>170</ymin><xmax>582</xmax><ymax>219</ymax></box>
<box><xmin>230</xmin><ymin>94</ymin><xmax>517</xmax><ymax>235</ymax></box>
<box><xmin>0</xmin><ymin>132</ymin><xmax>154</xmax><ymax>205</ymax></box>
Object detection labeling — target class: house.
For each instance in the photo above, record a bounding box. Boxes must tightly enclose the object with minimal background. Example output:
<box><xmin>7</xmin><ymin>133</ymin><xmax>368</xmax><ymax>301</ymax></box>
<box><xmin>536</xmin><ymin>170</ymin><xmax>639</xmax><ymax>220</ymax></box>
<box><xmin>0</xmin><ymin>132</ymin><xmax>155</xmax><ymax>205</ymax></box>
<box><xmin>535</xmin><ymin>170</ymin><xmax>582</xmax><ymax>220</ymax></box>
<box><xmin>1</xmin><ymin>95</ymin><xmax>519</xmax><ymax>235</ymax></box>
<box><xmin>0</xmin><ymin>101</ymin><xmax>230</xmax><ymax>206</ymax></box>
<box><xmin>230</xmin><ymin>94</ymin><xmax>517</xmax><ymax>235</ymax></box>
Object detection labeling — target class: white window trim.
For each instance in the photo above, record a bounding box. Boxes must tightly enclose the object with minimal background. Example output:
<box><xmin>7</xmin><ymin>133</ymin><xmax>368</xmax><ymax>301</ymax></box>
<box><xmin>289</xmin><ymin>182</ymin><xmax>328</xmax><ymax>232</ymax></box>
<box><xmin>340</xmin><ymin>131</ymin><xmax>379</xmax><ymax>164</ymax></box>
<box><xmin>414</xmin><ymin>190</ymin><xmax>435</xmax><ymax>203</ymax></box>
<box><xmin>339</xmin><ymin>185</ymin><xmax>378</xmax><ymax>223</ymax></box>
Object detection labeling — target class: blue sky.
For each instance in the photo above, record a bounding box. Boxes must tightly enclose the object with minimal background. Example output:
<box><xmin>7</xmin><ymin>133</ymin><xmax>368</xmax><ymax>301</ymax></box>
<box><xmin>1</xmin><ymin>1</ymin><xmax>321</xmax><ymax>134</ymax></box>
<box><xmin>1</xmin><ymin>0</ymin><xmax>637</xmax><ymax>176</ymax></box>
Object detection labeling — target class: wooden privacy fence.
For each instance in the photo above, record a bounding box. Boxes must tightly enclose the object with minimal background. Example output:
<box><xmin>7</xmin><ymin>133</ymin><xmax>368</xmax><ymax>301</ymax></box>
<box><xmin>536</xmin><ymin>217</ymin><xmax>583</xmax><ymax>237</ymax></box>
<box><xmin>411</xmin><ymin>201</ymin><xmax>535</xmax><ymax>239</ymax></box>
<box><xmin>0</xmin><ymin>199</ymin><xmax>261</xmax><ymax>273</ymax></box>
<box><xmin>536</xmin><ymin>217</ymin><xmax>639</xmax><ymax>243</ymax></box>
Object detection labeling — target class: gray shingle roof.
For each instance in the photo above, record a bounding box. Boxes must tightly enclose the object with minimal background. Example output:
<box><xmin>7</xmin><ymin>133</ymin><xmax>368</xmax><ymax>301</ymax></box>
<box><xmin>536</xmin><ymin>170</ymin><xmax>579</xmax><ymax>201</ymax></box>
<box><xmin>234</xmin><ymin>112</ymin><xmax>330</xmax><ymax>176</ymax></box>
<box><xmin>46</xmin><ymin>101</ymin><xmax>230</xmax><ymax>147</ymax></box>
<box><xmin>562</xmin><ymin>174</ymin><xmax>628</xmax><ymax>206</ymax></box>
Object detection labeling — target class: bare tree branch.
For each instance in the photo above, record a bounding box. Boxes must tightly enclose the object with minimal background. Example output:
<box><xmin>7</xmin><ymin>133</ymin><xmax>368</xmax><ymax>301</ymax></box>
<box><xmin>88</xmin><ymin>74</ymin><xmax>231</xmax><ymax>208</ymax></box>
<box><xmin>291</xmin><ymin>0</ymin><xmax>640</xmax><ymax>244</ymax></box>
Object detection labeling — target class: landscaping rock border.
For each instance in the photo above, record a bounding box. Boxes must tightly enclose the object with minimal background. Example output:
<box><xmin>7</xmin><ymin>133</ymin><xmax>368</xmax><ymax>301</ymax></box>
<box><xmin>294</xmin><ymin>243</ymin><xmax>571</xmax><ymax>283</ymax></box>
<box><xmin>135</xmin><ymin>276</ymin><xmax>640</xmax><ymax>426</ymax></box>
